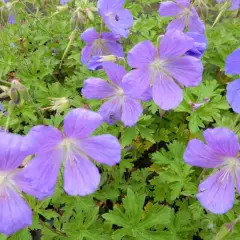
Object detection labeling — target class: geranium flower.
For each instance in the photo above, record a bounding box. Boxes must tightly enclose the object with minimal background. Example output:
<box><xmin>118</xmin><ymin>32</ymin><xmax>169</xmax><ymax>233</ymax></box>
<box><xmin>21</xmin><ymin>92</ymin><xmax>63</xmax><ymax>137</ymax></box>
<box><xmin>184</xmin><ymin>127</ymin><xmax>240</xmax><ymax>214</ymax></box>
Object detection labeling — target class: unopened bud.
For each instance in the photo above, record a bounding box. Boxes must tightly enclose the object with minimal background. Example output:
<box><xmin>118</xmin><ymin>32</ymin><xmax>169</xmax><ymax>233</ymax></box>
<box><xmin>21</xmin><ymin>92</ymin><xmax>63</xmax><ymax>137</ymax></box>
<box><xmin>10</xmin><ymin>87</ymin><xmax>20</xmax><ymax>105</ymax></box>
<box><xmin>88</xmin><ymin>7</ymin><xmax>98</xmax><ymax>12</ymax></box>
<box><xmin>56</xmin><ymin>5</ymin><xmax>69</xmax><ymax>12</ymax></box>
<box><xmin>86</xmin><ymin>8</ymin><xmax>94</xmax><ymax>22</ymax></box>
<box><xmin>70</xmin><ymin>9</ymin><xmax>87</xmax><ymax>30</ymax></box>
<box><xmin>42</xmin><ymin>97</ymin><xmax>71</xmax><ymax>114</ymax></box>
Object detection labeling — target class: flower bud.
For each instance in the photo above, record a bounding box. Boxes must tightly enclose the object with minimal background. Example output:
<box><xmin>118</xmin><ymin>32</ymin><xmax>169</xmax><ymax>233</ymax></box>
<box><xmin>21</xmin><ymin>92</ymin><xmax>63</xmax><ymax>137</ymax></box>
<box><xmin>42</xmin><ymin>97</ymin><xmax>71</xmax><ymax>114</ymax></box>
<box><xmin>70</xmin><ymin>9</ymin><xmax>87</xmax><ymax>30</ymax></box>
<box><xmin>9</xmin><ymin>87</ymin><xmax>20</xmax><ymax>105</ymax></box>
<box><xmin>86</xmin><ymin>8</ymin><xmax>94</xmax><ymax>22</ymax></box>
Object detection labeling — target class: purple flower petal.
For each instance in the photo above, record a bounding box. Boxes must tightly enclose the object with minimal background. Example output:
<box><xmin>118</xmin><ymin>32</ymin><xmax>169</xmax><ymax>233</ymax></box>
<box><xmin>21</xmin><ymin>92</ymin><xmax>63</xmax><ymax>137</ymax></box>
<box><xmin>103</xmin><ymin>62</ymin><xmax>126</xmax><ymax>87</ymax></box>
<box><xmin>104</xmin><ymin>40</ymin><xmax>124</xmax><ymax>57</ymax></box>
<box><xmin>81</xmin><ymin>45</ymin><xmax>94</xmax><ymax>64</ymax></box>
<box><xmin>60</xmin><ymin>0</ymin><xmax>70</xmax><ymax>4</ymax></box>
<box><xmin>8</xmin><ymin>14</ymin><xmax>15</xmax><ymax>24</ymax></box>
<box><xmin>188</xmin><ymin>7</ymin><xmax>206</xmax><ymax>33</ymax></box>
<box><xmin>121</xmin><ymin>97</ymin><xmax>142</xmax><ymax>126</ymax></box>
<box><xmin>225</xmin><ymin>48</ymin><xmax>240</xmax><ymax>75</ymax></box>
<box><xmin>159</xmin><ymin>30</ymin><xmax>194</xmax><ymax>59</ymax></box>
<box><xmin>87</xmin><ymin>56</ymin><xmax>104</xmax><ymax>70</ymax></box>
<box><xmin>122</xmin><ymin>68</ymin><xmax>151</xmax><ymax>98</ymax></box>
<box><xmin>98</xmin><ymin>96</ymin><xmax>122</xmax><ymax>125</ymax></box>
<box><xmin>82</xmin><ymin>78</ymin><xmax>115</xmax><ymax>99</ymax></box>
<box><xmin>137</xmin><ymin>88</ymin><xmax>152</xmax><ymax>101</ymax></box>
<box><xmin>63</xmin><ymin>153</ymin><xmax>100</xmax><ymax>196</ymax></box>
<box><xmin>165</xmin><ymin>56</ymin><xmax>203</xmax><ymax>87</ymax></box>
<box><xmin>203</xmin><ymin>128</ymin><xmax>239</xmax><ymax>157</ymax></box>
<box><xmin>64</xmin><ymin>109</ymin><xmax>103</xmax><ymax>139</ymax></box>
<box><xmin>159</xmin><ymin>1</ymin><xmax>182</xmax><ymax>16</ymax></box>
<box><xmin>166</xmin><ymin>17</ymin><xmax>185</xmax><ymax>32</ymax></box>
<box><xmin>197</xmin><ymin>169</ymin><xmax>235</xmax><ymax>214</ymax></box>
<box><xmin>230</xmin><ymin>0</ymin><xmax>240</xmax><ymax>10</ymax></box>
<box><xmin>226</xmin><ymin>79</ymin><xmax>240</xmax><ymax>113</ymax></box>
<box><xmin>23</xmin><ymin>125</ymin><xmax>63</xmax><ymax>155</ymax></box>
<box><xmin>98</xmin><ymin>0</ymin><xmax>125</xmax><ymax>15</ymax></box>
<box><xmin>103</xmin><ymin>9</ymin><xmax>133</xmax><ymax>38</ymax></box>
<box><xmin>21</xmin><ymin>150</ymin><xmax>62</xmax><ymax>199</ymax></box>
<box><xmin>184</xmin><ymin>139</ymin><xmax>224</xmax><ymax>168</ymax></box>
<box><xmin>127</xmin><ymin>40</ymin><xmax>156</xmax><ymax>68</ymax></box>
<box><xmin>0</xmin><ymin>132</ymin><xmax>26</xmax><ymax>171</ymax></box>
<box><xmin>152</xmin><ymin>74</ymin><xmax>183</xmax><ymax>110</ymax></box>
<box><xmin>78</xmin><ymin>134</ymin><xmax>121</xmax><ymax>166</ymax></box>
<box><xmin>0</xmin><ymin>187</ymin><xmax>32</xmax><ymax>236</ymax></box>
<box><xmin>185</xmin><ymin>32</ymin><xmax>207</xmax><ymax>58</ymax></box>
<box><xmin>81</xmin><ymin>28</ymin><xmax>99</xmax><ymax>44</ymax></box>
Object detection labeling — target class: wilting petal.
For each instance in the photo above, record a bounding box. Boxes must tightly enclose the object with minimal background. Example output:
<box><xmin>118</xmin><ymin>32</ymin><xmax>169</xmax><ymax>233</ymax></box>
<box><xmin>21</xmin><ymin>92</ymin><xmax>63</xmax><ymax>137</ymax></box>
<box><xmin>98</xmin><ymin>0</ymin><xmax>125</xmax><ymax>15</ymax></box>
<box><xmin>185</xmin><ymin>32</ymin><xmax>207</xmax><ymax>58</ymax></box>
<box><xmin>203</xmin><ymin>128</ymin><xmax>239</xmax><ymax>157</ymax></box>
<box><xmin>184</xmin><ymin>139</ymin><xmax>224</xmax><ymax>168</ymax></box>
<box><xmin>197</xmin><ymin>169</ymin><xmax>235</xmax><ymax>214</ymax></box>
<box><xmin>166</xmin><ymin>17</ymin><xmax>185</xmax><ymax>32</ymax></box>
<box><xmin>121</xmin><ymin>97</ymin><xmax>142</xmax><ymax>126</ymax></box>
<box><xmin>225</xmin><ymin>48</ymin><xmax>240</xmax><ymax>75</ymax></box>
<box><xmin>64</xmin><ymin>153</ymin><xmax>100</xmax><ymax>196</ymax></box>
<box><xmin>159</xmin><ymin>30</ymin><xmax>194</xmax><ymax>58</ymax></box>
<box><xmin>122</xmin><ymin>68</ymin><xmax>151</xmax><ymax>98</ymax></box>
<box><xmin>22</xmin><ymin>150</ymin><xmax>62</xmax><ymax>199</ymax></box>
<box><xmin>81</xmin><ymin>28</ymin><xmax>98</xmax><ymax>44</ymax></box>
<box><xmin>82</xmin><ymin>78</ymin><xmax>115</xmax><ymax>99</ymax></box>
<box><xmin>103</xmin><ymin>9</ymin><xmax>133</xmax><ymax>38</ymax></box>
<box><xmin>81</xmin><ymin>45</ymin><xmax>94</xmax><ymax>64</ymax></box>
<box><xmin>103</xmin><ymin>62</ymin><xmax>126</xmax><ymax>87</ymax></box>
<box><xmin>64</xmin><ymin>109</ymin><xmax>103</xmax><ymax>139</ymax></box>
<box><xmin>227</xmin><ymin>79</ymin><xmax>240</xmax><ymax>113</ymax></box>
<box><xmin>152</xmin><ymin>74</ymin><xmax>183</xmax><ymax>110</ymax></box>
<box><xmin>23</xmin><ymin>125</ymin><xmax>63</xmax><ymax>155</ymax></box>
<box><xmin>0</xmin><ymin>187</ymin><xmax>32</xmax><ymax>236</ymax></box>
<box><xmin>188</xmin><ymin>7</ymin><xmax>205</xmax><ymax>34</ymax></box>
<box><xmin>98</xmin><ymin>96</ymin><xmax>122</xmax><ymax>125</ymax></box>
<box><xmin>0</xmin><ymin>132</ymin><xmax>27</xmax><ymax>171</ymax></box>
<box><xmin>78</xmin><ymin>135</ymin><xmax>121</xmax><ymax>166</ymax></box>
<box><xmin>127</xmin><ymin>41</ymin><xmax>156</xmax><ymax>68</ymax></box>
<box><xmin>165</xmin><ymin>56</ymin><xmax>203</xmax><ymax>87</ymax></box>
<box><xmin>159</xmin><ymin>1</ymin><xmax>182</xmax><ymax>16</ymax></box>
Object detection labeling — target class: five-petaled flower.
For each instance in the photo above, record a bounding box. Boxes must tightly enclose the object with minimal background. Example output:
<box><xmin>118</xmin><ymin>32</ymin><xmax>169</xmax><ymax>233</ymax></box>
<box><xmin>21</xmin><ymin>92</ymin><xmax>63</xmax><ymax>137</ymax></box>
<box><xmin>97</xmin><ymin>0</ymin><xmax>133</xmax><ymax>38</ymax></box>
<box><xmin>22</xmin><ymin>108</ymin><xmax>121</xmax><ymax>199</ymax></box>
<box><xmin>225</xmin><ymin>48</ymin><xmax>240</xmax><ymax>113</ymax></box>
<box><xmin>159</xmin><ymin>0</ymin><xmax>205</xmax><ymax>33</ymax></box>
<box><xmin>184</xmin><ymin>127</ymin><xmax>240</xmax><ymax>214</ymax></box>
<box><xmin>82</xmin><ymin>62</ymin><xmax>151</xmax><ymax>126</ymax></box>
<box><xmin>123</xmin><ymin>30</ymin><xmax>203</xmax><ymax>110</ymax></box>
<box><xmin>81</xmin><ymin>27</ymin><xmax>124</xmax><ymax>68</ymax></box>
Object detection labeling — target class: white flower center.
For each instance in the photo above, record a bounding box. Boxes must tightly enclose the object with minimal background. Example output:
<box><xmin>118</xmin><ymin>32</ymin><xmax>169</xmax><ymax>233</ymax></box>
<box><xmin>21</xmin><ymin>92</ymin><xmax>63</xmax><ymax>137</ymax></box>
<box><xmin>0</xmin><ymin>172</ymin><xmax>8</xmax><ymax>186</ymax></box>
<box><xmin>149</xmin><ymin>58</ymin><xmax>166</xmax><ymax>85</ymax></box>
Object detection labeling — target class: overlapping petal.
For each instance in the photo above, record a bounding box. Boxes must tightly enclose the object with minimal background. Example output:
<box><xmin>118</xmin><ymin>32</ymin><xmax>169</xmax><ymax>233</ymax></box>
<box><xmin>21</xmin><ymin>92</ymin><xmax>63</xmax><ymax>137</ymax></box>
<box><xmin>159</xmin><ymin>30</ymin><xmax>194</xmax><ymax>58</ymax></box>
<box><xmin>98</xmin><ymin>96</ymin><xmax>122</xmax><ymax>125</ymax></box>
<box><xmin>203</xmin><ymin>128</ymin><xmax>239</xmax><ymax>157</ymax></box>
<box><xmin>81</xmin><ymin>45</ymin><xmax>94</xmax><ymax>64</ymax></box>
<box><xmin>81</xmin><ymin>28</ymin><xmax>98</xmax><ymax>44</ymax></box>
<box><xmin>197</xmin><ymin>169</ymin><xmax>235</xmax><ymax>214</ymax></box>
<box><xmin>78</xmin><ymin>134</ymin><xmax>121</xmax><ymax>166</ymax></box>
<box><xmin>121</xmin><ymin>97</ymin><xmax>143</xmax><ymax>126</ymax></box>
<box><xmin>22</xmin><ymin>150</ymin><xmax>62</xmax><ymax>200</ymax></box>
<box><xmin>0</xmin><ymin>187</ymin><xmax>32</xmax><ymax>236</ymax></box>
<box><xmin>127</xmin><ymin>41</ymin><xmax>156</xmax><ymax>68</ymax></box>
<box><xmin>226</xmin><ymin>79</ymin><xmax>240</xmax><ymax>113</ymax></box>
<box><xmin>23</xmin><ymin>125</ymin><xmax>63</xmax><ymax>155</ymax></box>
<box><xmin>64</xmin><ymin>109</ymin><xmax>103</xmax><ymax>139</ymax></box>
<box><xmin>103</xmin><ymin>62</ymin><xmax>126</xmax><ymax>87</ymax></box>
<box><xmin>184</xmin><ymin>139</ymin><xmax>224</xmax><ymax>168</ymax></box>
<box><xmin>0</xmin><ymin>132</ymin><xmax>26</xmax><ymax>171</ymax></box>
<box><xmin>82</xmin><ymin>78</ymin><xmax>115</xmax><ymax>99</ymax></box>
<box><xmin>166</xmin><ymin>17</ymin><xmax>185</xmax><ymax>32</ymax></box>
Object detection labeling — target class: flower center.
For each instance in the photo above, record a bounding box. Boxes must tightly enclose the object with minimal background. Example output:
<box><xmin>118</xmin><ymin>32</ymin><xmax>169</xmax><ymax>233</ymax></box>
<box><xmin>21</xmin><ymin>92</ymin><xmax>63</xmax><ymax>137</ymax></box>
<box><xmin>149</xmin><ymin>58</ymin><xmax>166</xmax><ymax>85</ymax></box>
<box><xmin>224</xmin><ymin>157</ymin><xmax>240</xmax><ymax>171</ymax></box>
<box><xmin>115</xmin><ymin>87</ymin><xmax>124</xmax><ymax>96</ymax></box>
<box><xmin>0</xmin><ymin>172</ymin><xmax>8</xmax><ymax>186</ymax></box>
